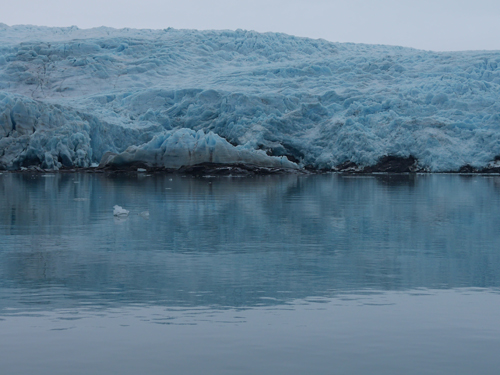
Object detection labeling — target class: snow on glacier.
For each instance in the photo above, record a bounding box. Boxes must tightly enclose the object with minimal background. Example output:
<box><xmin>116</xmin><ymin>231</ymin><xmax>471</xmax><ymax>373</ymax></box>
<box><xmin>1</xmin><ymin>24</ymin><xmax>500</xmax><ymax>171</ymax></box>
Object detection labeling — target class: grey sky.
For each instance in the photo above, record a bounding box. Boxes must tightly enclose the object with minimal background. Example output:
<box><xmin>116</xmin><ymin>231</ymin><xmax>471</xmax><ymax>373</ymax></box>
<box><xmin>2</xmin><ymin>0</ymin><xmax>500</xmax><ymax>51</ymax></box>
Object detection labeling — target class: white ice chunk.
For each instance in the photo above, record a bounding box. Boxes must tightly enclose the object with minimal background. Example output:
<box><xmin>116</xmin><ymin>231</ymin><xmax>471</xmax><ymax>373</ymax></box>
<box><xmin>113</xmin><ymin>205</ymin><xmax>129</xmax><ymax>217</ymax></box>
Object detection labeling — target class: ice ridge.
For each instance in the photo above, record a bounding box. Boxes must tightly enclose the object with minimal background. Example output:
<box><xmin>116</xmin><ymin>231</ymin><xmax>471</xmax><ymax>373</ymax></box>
<box><xmin>1</xmin><ymin>25</ymin><xmax>500</xmax><ymax>171</ymax></box>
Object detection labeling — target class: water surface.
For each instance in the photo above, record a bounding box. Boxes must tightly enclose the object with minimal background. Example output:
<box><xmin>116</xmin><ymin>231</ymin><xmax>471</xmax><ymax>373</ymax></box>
<box><xmin>1</xmin><ymin>173</ymin><xmax>499</xmax><ymax>374</ymax></box>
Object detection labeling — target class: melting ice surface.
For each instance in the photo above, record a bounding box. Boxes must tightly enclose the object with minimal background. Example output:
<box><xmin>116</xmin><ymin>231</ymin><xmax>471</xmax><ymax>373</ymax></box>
<box><xmin>1</xmin><ymin>25</ymin><xmax>500</xmax><ymax>171</ymax></box>
<box><xmin>1</xmin><ymin>173</ymin><xmax>500</xmax><ymax>374</ymax></box>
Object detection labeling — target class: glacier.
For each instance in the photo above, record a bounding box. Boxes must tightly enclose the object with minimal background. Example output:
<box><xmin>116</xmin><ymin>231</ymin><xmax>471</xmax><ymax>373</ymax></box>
<box><xmin>1</xmin><ymin>23</ymin><xmax>500</xmax><ymax>172</ymax></box>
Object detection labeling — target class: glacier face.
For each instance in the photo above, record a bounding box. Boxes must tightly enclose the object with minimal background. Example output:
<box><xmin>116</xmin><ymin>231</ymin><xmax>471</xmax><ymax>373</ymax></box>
<box><xmin>1</xmin><ymin>24</ymin><xmax>500</xmax><ymax>171</ymax></box>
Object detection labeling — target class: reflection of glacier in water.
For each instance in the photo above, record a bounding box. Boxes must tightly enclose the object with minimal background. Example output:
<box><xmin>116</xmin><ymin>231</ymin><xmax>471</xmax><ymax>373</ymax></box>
<box><xmin>1</xmin><ymin>173</ymin><xmax>500</xmax><ymax>375</ymax></box>
<box><xmin>1</xmin><ymin>173</ymin><xmax>500</xmax><ymax>310</ymax></box>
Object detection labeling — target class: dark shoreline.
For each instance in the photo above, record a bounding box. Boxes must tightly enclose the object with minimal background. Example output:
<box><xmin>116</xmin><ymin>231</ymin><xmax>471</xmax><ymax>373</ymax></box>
<box><xmin>3</xmin><ymin>161</ymin><xmax>500</xmax><ymax>177</ymax></box>
<box><xmin>4</xmin><ymin>154</ymin><xmax>500</xmax><ymax>175</ymax></box>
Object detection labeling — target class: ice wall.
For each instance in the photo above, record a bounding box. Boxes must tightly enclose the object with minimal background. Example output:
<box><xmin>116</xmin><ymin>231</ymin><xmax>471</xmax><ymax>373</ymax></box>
<box><xmin>1</xmin><ymin>24</ymin><xmax>500</xmax><ymax>171</ymax></box>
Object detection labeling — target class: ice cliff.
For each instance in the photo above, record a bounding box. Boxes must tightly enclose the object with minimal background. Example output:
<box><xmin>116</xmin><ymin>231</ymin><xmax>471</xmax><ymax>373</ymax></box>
<box><xmin>1</xmin><ymin>24</ymin><xmax>500</xmax><ymax>172</ymax></box>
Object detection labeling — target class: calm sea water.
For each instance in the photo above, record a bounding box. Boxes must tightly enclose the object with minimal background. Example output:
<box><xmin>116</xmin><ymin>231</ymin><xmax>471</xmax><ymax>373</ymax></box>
<box><xmin>1</xmin><ymin>172</ymin><xmax>500</xmax><ymax>374</ymax></box>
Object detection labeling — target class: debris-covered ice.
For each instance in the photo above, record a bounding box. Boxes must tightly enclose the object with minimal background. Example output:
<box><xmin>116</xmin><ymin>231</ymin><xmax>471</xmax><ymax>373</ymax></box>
<box><xmin>1</xmin><ymin>25</ymin><xmax>500</xmax><ymax>172</ymax></box>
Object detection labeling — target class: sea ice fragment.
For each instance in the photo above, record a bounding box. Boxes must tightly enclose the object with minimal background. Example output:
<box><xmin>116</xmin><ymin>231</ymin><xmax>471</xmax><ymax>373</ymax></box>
<box><xmin>113</xmin><ymin>205</ymin><xmax>129</xmax><ymax>217</ymax></box>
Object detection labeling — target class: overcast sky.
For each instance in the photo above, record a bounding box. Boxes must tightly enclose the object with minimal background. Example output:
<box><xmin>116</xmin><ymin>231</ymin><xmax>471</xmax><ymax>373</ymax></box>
<box><xmin>2</xmin><ymin>0</ymin><xmax>500</xmax><ymax>51</ymax></box>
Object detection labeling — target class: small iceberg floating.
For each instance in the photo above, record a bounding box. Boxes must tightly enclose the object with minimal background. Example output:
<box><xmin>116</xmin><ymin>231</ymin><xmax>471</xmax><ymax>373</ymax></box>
<box><xmin>139</xmin><ymin>211</ymin><xmax>150</xmax><ymax>219</ymax></box>
<box><xmin>113</xmin><ymin>205</ymin><xmax>129</xmax><ymax>217</ymax></box>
